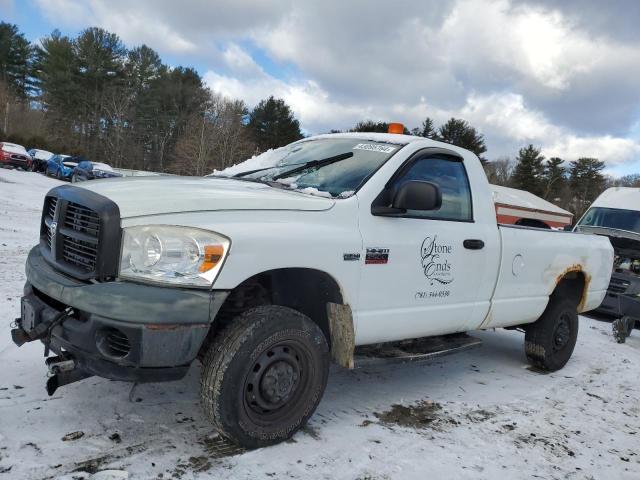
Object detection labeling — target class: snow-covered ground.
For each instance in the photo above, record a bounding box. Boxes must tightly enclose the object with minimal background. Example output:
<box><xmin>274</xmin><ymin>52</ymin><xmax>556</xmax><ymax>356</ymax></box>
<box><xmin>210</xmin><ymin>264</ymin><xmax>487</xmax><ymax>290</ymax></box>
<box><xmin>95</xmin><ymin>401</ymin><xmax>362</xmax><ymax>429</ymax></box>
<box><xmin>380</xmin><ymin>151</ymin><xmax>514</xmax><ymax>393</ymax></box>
<box><xmin>0</xmin><ymin>168</ymin><xmax>639</xmax><ymax>480</ymax></box>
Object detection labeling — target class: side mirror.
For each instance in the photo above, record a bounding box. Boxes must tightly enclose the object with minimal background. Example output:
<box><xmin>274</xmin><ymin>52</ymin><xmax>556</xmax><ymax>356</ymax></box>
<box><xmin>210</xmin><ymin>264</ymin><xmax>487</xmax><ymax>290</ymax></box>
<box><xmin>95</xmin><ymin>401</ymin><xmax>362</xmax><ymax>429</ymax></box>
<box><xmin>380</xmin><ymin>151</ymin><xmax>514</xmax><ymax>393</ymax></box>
<box><xmin>563</xmin><ymin>225</ymin><xmax>573</xmax><ymax>231</ymax></box>
<box><xmin>392</xmin><ymin>180</ymin><xmax>442</xmax><ymax>212</ymax></box>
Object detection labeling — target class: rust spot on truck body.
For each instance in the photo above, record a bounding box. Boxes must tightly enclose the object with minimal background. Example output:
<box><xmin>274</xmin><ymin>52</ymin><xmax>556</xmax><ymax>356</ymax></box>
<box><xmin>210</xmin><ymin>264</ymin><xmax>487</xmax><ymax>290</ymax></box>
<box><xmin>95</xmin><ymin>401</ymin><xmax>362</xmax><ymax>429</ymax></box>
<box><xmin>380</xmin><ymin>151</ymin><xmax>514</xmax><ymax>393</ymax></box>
<box><xmin>553</xmin><ymin>264</ymin><xmax>591</xmax><ymax>312</ymax></box>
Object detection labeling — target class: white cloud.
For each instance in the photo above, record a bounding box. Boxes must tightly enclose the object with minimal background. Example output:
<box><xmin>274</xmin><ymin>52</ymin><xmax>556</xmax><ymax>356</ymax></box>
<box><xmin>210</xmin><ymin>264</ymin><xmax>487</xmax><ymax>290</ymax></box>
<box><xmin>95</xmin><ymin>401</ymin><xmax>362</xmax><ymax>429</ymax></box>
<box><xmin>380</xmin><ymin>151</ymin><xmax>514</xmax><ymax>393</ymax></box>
<box><xmin>456</xmin><ymin>92</ymin><xmax>640</xmax><ymax>164</ymax></box>
<box><xmin>30</xmin><ymin>0</ymin><xmax>640</xmax><ymax>167</ymax></box>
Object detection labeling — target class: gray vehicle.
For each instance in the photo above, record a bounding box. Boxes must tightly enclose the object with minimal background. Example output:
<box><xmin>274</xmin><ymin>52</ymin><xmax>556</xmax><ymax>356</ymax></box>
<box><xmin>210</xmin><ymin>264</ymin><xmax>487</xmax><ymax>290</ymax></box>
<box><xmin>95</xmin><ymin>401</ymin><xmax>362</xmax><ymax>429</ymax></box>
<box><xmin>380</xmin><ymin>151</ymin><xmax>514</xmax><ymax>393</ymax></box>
<box><xmin>574</xmin><ymin>187</ymin><xmax>640</xmax><ymax>322</ymax></box>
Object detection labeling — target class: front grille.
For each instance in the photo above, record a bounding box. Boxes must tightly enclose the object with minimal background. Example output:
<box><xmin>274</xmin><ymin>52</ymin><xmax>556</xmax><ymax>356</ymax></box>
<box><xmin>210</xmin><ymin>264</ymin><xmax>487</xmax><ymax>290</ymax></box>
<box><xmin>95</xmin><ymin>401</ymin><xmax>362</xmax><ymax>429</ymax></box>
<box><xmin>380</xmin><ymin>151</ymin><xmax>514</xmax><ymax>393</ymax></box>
<box><xmin>47</xmin><ymin>197</ymin><xmax>57</xmax><ymax>219</ymax></box>
<box><xmin>45</xmin><ymin>197</ymin><xmax>57</xmax><ymax>249</ymax></box>
<box><xmin>39</xmin><ymin>186</ymin><xmax>121</xmax><ymax>281</ymax></box>
<box><xmin>65</xmin><ymin>202</ymin><xmax>100</xmax><ymax>236</ymax></box>
<box><xmin>62</xmin><ymin>234</ymin><xmax>97</xmax><ymax>271</ymax></box>
<box><xmin>609</xmin><ymin>277</ymin><xmax>630</xmax><ymax>294</ymax></box>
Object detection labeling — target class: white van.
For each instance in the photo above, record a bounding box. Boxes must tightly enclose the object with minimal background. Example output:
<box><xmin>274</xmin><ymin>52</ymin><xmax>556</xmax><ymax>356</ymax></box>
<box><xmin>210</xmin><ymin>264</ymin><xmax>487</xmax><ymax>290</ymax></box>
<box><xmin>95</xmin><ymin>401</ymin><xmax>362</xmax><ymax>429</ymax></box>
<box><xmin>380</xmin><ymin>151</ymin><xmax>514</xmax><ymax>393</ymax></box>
<box><xmin>575</xmin><ymin>187</ymin><xmax>640</xmax><ymax>317</ymax></box>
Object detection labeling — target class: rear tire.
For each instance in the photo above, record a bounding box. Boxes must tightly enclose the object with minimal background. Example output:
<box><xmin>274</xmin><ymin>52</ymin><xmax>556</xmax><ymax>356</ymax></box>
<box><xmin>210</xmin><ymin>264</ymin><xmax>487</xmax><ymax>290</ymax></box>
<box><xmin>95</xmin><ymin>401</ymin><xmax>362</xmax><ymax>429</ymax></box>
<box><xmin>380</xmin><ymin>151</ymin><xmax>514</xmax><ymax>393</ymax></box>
<box><xmin>200</xmin><ymin>305</ymin><xmax>329</xmax><ymax>448</ymax></box>
<box><xmin>525</xmin><ymin>297</ymin><xmax>578</xmax><ymax>371</ymax></box>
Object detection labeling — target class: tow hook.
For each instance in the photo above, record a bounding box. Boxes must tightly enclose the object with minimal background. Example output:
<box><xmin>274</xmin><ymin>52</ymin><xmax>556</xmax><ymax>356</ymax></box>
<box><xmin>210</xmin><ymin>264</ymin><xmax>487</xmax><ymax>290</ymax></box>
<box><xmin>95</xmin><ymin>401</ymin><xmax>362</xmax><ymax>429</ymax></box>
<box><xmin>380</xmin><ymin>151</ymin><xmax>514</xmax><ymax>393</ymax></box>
<box><xmin>10</xmin><ymin>323</ymin><xmax>30</xmax><ymax>347</ymax></box>
<box><xmin>46</xmin><ymin>355</ymin><xmax>76</xmax><ymax>375</ymax></box>
<box><xmin>11</xmin><ymin>306</ymin><xmax>74</xmax><ymax>350</ymax></box>
<box><xmin>44</xmin><ymin>355</ymin><xmax>93</xmax><ymax>396</ymax></box>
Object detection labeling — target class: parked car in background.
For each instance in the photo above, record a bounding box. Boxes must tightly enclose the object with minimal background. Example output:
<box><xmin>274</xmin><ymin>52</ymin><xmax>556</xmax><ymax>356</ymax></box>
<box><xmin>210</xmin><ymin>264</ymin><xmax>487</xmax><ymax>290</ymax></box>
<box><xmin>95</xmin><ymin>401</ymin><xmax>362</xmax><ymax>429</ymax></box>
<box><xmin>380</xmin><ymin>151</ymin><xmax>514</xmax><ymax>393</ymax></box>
<box><xmin>45</xmin><ymin>154</ymin><xmax>76</xmax><ymax>180</ymax></box>
<box><xmin>27</xmin><ymin>149</ymin><xmax>54</xmax><ymax>172</ymax></box>
<box><xmin>0</xmin><ymin>142</ymin><xmax>32</xmax><ymax>170</ymax></box>
<box><xmin>72</xmin><ymin>160</ymin><xmax>122</xmax><ymax>182</ymax></box>
<box><xmin>575</xmin><ymin>187</ymin><xmax>640</xmax><ymax>320</ymax></box>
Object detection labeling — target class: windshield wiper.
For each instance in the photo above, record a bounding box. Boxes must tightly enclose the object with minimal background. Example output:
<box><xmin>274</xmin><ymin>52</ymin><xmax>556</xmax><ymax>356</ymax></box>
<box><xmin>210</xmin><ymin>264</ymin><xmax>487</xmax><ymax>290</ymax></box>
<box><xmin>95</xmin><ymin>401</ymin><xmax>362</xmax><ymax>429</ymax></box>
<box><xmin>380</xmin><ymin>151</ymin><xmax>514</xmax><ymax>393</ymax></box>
<box><xmin>271</xmin><ymin>152</ymin><xmax>354</xmax><ymax>180</ymax></box>
<box><xmin>233</xmin><ymin>152</ymin><xmax>354</xmax><ymax>179</ymax></box>
<box><xmin>233</xmin><ymin>166</ymin><xmax>280</xmax><ymax>178</ymax></box>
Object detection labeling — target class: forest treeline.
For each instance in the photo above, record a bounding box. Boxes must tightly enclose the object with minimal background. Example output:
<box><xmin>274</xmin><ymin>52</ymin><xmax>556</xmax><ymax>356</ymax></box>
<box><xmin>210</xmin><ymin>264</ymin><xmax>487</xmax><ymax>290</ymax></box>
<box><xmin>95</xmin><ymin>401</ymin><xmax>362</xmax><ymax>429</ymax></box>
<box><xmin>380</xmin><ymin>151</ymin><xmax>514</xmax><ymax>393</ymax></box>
<box><xmin>1</xmin><ymin>22</ymin><xmax>638</xmax><ymax>217</ymax></box>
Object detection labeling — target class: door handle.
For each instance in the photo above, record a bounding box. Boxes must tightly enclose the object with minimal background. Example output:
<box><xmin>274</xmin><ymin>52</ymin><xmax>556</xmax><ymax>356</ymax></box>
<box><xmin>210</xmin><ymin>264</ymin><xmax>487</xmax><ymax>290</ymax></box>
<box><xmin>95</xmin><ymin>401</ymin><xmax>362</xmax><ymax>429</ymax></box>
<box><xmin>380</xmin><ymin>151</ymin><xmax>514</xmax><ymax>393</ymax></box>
<box><xmin>463</xmin><ymin>239</ymin><xmax>484</xmax><ymax>250</ymax></box>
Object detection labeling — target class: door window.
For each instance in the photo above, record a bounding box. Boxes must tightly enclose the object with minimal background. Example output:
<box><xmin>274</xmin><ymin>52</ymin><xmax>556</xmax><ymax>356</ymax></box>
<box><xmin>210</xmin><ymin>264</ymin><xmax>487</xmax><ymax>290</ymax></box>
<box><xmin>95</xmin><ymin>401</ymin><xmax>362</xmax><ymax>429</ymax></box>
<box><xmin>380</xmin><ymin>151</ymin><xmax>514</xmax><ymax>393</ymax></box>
<box><xmin>393</xmin><ymin>156</ymin><xmax>472</xmax><ymax>221</ymax></box>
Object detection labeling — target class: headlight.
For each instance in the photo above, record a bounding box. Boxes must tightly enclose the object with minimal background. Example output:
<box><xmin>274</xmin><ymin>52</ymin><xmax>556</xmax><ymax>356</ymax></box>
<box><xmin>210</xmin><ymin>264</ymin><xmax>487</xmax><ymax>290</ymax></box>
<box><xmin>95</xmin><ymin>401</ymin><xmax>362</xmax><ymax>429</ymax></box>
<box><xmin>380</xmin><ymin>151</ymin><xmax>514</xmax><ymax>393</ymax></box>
<box><xmin>119</xmin><ymin>225</ymin><xmax>230</xmax><ymax>287</ymax></box>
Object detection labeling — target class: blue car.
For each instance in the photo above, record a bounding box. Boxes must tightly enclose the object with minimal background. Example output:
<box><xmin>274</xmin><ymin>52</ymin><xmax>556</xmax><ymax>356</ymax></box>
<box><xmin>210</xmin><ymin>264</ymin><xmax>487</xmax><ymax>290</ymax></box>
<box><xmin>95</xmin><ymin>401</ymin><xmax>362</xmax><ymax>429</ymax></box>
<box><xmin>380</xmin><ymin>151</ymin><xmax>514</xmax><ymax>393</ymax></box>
<box><xmin>46</xmin><ymin>154</ymin><xmax>76</xmax><ymax>180</ymax></box>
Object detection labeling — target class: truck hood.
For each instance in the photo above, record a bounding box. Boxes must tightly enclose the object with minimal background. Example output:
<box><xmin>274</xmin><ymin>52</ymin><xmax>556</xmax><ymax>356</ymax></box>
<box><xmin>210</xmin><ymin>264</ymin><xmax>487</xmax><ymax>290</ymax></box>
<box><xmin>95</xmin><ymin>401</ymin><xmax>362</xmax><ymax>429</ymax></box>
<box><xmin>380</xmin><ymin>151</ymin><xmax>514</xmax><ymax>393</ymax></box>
<box><xmin>576</xmin><ymin>225</ymin><xmax>640</xmax><ymax>259</ymax></box>
<box><xmin>76</xmin><ymin>176</ymin><xmax>335</xmax><ymax>218</ymax></box>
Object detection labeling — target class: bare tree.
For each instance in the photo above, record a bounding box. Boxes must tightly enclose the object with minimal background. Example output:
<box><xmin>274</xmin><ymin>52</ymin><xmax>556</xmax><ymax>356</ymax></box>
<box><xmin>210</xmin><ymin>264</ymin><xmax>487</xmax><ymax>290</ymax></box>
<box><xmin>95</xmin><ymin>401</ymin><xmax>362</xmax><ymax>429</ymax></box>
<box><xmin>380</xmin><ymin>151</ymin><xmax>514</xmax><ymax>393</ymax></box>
<box><xmin>485</xmin><ymin>156</ymin><xmax>513</xmax><ymax>186</ymax></box>
<box><xmin>173</xmin><ymin>91</ymin><xmax>254</xmax><ymax>175</ymax></box>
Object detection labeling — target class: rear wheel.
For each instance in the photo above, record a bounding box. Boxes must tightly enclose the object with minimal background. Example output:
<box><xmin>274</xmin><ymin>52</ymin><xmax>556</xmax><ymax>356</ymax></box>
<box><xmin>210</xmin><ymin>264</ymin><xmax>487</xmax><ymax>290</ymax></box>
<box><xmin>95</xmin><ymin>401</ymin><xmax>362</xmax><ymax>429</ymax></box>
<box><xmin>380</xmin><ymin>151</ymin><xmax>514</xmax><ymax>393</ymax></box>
<box><xmin>525</xmin><ymin>297</ymin><xmax>578</xmax><ymax>371</ymax></box>
<box><xmin>200</xmin><ymin>305</ymin><xmax>329</xmax><ymax>448</ymax></box>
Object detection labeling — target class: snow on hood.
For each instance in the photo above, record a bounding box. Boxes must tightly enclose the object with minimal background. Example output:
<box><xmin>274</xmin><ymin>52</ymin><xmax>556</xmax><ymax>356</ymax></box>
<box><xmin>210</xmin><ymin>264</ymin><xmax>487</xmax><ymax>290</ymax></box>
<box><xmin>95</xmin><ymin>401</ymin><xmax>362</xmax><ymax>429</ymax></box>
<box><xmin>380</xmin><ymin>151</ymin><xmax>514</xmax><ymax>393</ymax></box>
<box><xmin>31</xmin><ymin>149</ymin><xmax>53</xmax><ymax>160</ymax></box>
<box><xmin>74</xmin><ymin>175</ymin><xmax>334</xmax><ymax>218</ymax></box>
<box><xmin>2</xmin><ymin>143</ymin><xmax>28</xmax><ymax>155</ymax></box>
<box><xmin>212</xmin><ymin>148</ymin><xmax>285</xmax><ymax>177</ymax></box>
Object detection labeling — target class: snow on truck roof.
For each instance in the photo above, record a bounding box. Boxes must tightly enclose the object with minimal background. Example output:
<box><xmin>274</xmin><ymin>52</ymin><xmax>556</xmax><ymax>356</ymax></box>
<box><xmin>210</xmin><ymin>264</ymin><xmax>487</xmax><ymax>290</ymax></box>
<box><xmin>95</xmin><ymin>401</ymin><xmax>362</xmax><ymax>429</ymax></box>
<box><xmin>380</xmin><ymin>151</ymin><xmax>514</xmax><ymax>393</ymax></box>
<box><xmin>590</xmin><ymin>187</ymin><xmax>640</xmax><ymax>212</ymax></box>
<box><xmin>490</xmin><ymin>184</ymin><xmax>572</xmax><ymax>217</ymax></box>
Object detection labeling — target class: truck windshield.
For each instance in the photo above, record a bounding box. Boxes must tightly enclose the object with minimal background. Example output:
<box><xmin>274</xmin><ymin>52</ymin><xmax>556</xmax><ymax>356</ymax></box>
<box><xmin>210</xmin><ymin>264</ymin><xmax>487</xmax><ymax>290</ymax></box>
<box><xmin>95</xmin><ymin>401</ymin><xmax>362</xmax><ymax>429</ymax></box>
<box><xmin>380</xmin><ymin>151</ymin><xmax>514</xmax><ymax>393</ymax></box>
<box><xmin>577</xmin><ymin>207</ymin><xmax>640</xmax><ymax>233</ymax></box>
<box><xmin>222</xmin><ymin>138</ymin><xmax>404</xmax><ymax>198</ymax></box>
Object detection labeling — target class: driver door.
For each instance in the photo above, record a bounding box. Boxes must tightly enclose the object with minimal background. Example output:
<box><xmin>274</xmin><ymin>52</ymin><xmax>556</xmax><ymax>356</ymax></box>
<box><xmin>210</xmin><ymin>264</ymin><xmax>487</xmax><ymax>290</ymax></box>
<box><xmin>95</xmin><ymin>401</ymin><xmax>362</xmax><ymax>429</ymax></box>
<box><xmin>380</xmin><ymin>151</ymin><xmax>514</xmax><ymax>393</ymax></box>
<box><xmin>355</xmin><ymin>152</ymin><xmax>490</xmax><ymax>345</ymax></box>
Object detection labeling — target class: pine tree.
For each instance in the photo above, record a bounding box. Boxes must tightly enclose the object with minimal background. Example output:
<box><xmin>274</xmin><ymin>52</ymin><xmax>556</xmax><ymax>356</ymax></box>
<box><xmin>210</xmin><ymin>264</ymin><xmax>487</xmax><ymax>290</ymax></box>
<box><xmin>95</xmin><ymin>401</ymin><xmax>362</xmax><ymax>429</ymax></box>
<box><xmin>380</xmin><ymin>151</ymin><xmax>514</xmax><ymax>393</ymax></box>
<box><xmin>247</xmin><ymin>96</ymin><xmax>303</xmax><ymax>152</ymax></box>
<box><xmin>352</xmin><ymin>120</ymin><xmax>412</xmax><ymax>134</ymax></box>
<box><xmin>542</xmin><ymin>157</ymin><xmax>566</xmax><ymax>202</ymax></box>
<box><xmin>414</xmin><ymin>117</ymin><xmax>436</xmax><ymax>139</ymax></box>
<box><xmin>0</xmin><ymin>22</ymin><xmax>34</xmax><ymax>99</ymax></box>
<box><xmin>511</xmin><ymin>145</ymin><xmax>545</xmax><ymax>197</ymax></box>
<box><xmin>352</xmin><ymin>120</ymin><xmax>388</xmax><ymax>133</ymax></box>
<box><xmin>437</xmin><ymin>118</ymin><xmax>487</xmax><ymax>161</ymax></box>
<box><xmin>569</xmin><ymin>158</ymin><xmax>605</xmax><ymax>216</ymax></box>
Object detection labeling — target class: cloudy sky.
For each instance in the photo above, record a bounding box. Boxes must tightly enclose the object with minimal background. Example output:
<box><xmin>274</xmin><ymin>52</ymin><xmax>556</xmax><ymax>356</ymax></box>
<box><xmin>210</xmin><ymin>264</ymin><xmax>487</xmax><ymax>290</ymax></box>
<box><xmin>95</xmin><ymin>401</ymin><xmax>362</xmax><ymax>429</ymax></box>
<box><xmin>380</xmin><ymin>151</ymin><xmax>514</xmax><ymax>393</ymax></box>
<box><xmin>3</xmin><ymin>0</ymin><xmax>640</xmax><ymax>175</ymax></box>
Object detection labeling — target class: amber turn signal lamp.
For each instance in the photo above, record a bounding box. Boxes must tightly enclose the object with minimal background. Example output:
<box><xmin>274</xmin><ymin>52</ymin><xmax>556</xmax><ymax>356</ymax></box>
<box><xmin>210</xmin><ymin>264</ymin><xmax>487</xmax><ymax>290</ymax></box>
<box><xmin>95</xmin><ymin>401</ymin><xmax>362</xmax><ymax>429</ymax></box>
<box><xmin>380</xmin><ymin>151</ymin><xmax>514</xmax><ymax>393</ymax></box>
<box><xmin>387</xmin><ymin>123</ymin><xmax>404</xmax><ymax>134</ymax></box>
<box><xmin>199</xmin><ymin>245</ymin><xmax>224</xmax><ymax>272</ymax></box>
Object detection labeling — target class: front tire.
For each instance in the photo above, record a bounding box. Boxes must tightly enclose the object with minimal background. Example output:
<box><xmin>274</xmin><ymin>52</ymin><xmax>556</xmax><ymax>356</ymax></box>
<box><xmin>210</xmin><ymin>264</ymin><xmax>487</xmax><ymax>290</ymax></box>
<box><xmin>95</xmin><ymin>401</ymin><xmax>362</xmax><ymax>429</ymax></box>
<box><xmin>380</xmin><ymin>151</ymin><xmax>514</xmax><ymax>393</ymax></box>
<box><xmin>525</xmin><ymin>297</ymin><xmax>578</xmax><ymax>371</ymax></box>
<box><xmin>200</xmin><ymin>306</ymin><xmax>329</xmax><ymax>448</ymax></box>
<box><xmin>71</xmin><ymin>173</ymin><xmax>77</xmax><ymax>183</ymax></box>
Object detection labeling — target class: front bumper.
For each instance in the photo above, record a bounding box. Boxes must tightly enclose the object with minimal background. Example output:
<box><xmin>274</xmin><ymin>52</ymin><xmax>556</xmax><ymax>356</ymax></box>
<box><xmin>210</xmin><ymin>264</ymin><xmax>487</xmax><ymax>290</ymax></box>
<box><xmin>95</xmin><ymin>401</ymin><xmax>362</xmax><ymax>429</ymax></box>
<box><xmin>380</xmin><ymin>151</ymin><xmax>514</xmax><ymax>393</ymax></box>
<box><xmin>2</xmin><ymin>158</ymin><xmax>30</xmax><ymax>169</ymax></box>
<box><xmin>596</xmin><ymin>290</ymin><xmax>640</xmax><ymax>318</ymax></box>
<box><xmin>17</xmin><ymin>246</ymin><xmax>228</xmax><ymax>383</ymax></box>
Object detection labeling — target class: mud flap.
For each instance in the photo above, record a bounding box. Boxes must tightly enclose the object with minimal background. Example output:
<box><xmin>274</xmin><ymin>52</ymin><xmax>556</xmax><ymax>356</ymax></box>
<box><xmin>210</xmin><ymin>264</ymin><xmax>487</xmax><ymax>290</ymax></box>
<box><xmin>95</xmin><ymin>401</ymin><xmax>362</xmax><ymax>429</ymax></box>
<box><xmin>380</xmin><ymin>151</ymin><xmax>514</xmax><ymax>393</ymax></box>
<box><xmin>327</xmin><ymin>302</ymin><xmax>355</xmax><ymax>369</ymax></box>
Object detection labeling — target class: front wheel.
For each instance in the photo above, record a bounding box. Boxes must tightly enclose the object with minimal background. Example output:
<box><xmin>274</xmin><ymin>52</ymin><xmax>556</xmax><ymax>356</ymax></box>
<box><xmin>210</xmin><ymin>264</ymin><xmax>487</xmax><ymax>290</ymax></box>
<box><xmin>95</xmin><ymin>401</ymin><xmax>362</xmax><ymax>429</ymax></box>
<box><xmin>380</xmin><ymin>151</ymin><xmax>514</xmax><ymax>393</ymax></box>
<box><xmin>200</xmin><ymin>306</ymin><xmax>329</xmax><ymax>448</ymax></box>
<box><xmin>71</xmin><ymin>173</ymin><xmax>77</xmax><ymax>183</ymax></box>
<box><xmin>525</xmin><ymin>297</ymin><xmax>578</xmax><ymax>371</ymax></box>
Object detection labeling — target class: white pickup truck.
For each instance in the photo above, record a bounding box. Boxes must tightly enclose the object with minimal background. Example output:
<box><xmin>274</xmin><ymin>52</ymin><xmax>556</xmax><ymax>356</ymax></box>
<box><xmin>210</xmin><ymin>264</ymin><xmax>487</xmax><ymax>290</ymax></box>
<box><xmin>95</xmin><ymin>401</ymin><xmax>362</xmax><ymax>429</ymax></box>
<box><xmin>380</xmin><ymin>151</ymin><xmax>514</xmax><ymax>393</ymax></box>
<box><xmin>13</xmin><ymin>132</ymin><xmax>613</xmax><ymax>448</ymax></box>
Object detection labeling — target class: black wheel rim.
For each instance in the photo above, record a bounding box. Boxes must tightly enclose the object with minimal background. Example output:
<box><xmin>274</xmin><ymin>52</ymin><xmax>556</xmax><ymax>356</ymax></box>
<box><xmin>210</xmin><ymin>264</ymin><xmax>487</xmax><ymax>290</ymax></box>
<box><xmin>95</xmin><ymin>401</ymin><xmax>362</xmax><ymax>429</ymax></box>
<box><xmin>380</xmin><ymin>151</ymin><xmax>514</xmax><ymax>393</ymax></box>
<box><xmin>552</xmin><ymin>313</ymin><xmax>572</xmax><ymax>352</ymax></box>
<box><xmin>242</xmin><ymin>339</ymin><xmax>313</xmax><ymax>424</ymax></box>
